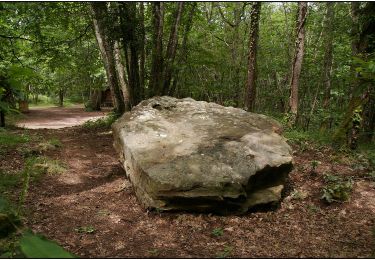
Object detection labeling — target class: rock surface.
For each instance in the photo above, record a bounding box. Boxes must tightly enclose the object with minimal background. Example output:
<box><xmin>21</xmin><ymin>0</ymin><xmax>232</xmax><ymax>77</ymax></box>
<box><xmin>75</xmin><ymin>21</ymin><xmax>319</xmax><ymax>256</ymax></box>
<box><xmin>112</xmin><ymin>96</ymin><xmax>293</xmax><ymax>214</ymax></box>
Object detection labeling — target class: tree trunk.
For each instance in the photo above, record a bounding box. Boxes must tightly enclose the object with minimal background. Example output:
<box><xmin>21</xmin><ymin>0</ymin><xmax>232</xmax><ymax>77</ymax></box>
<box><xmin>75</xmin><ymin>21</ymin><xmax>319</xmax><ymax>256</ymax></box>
<box><xmin>169</xmin><ymin>2</ymin><xmax>197</xmax><ymax>97</ymax></box>
<box><xmin>162</xmin><ymin>2</ymin><xmax>184</xmax><ymax>95</ymax></box>
<box><xmin>0</xmin><ymin>110</ymin><xmax>5</xmax><ymax>127</ymax></box>
<box><xmin>320</xmin><ymin>2</ymin><xmax>335</xmax><ymax>131</ymax></box>
<box><xmin>244</xmin><ymin>2</ymin><xmax>261</xmax><ymax>112</ymax></box>
<box><xmin>139</xmin><ymin>2</ymin><xmax>146</xmax><ymax>99</ymax></box>
<box><xmin>88</xmin><ymin>89</ymin><xmax>102</xmax><ymax>111</ymax></box>
<box><xmin>58</xmin><ymin>88</ymin><xmax>64</xmax><ymax>107</ymax></box>
<box><xmin>349</xmin><ymin>2</ymin><xmax>375</xmax><ymax>145</ymax></box>
<box><xmin>91</xmin><ymin>2</ymin><xmax>125</xmax><ymax>115</ymax></box>
<box><xmin>335</xmin><ymin>2</ymin><xmax>375</xmax><ymax>148</ymax></box>
<box><xmin>349</xmin><ymin>2</ymin><xmax>360</xmax><ymax>100</ymax></box>
<box><xmin>288</xmin><ymin>2</ymin><xmax>308</xmax><ymax>126</ymax></box>
<box><xmin>150</xmin><ymin>2</ymin><xmax>164</xmax><ymax>97</ymax></box>
<box><xmin>119</xmin><ymin>2</ymin><xmax>141</xmax><ymax>107</ymax></box>
<box><xmin>114</xmin><ymin>40</ymin><xmax>131</xmax><ymax>112</ymax></box>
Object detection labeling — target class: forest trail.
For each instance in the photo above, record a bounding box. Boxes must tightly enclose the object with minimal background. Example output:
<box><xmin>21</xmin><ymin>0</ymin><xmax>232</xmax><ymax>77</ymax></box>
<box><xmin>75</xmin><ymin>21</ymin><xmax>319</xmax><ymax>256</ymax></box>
<box><xmin>5</xmin><ymin>124</ymin><xmax>370</xmax><ymax>258</ymax></box>
<box><xmin>15</xmin><ymin>105</ymin><xmax>108</xmax><ymax>129</ymax></box>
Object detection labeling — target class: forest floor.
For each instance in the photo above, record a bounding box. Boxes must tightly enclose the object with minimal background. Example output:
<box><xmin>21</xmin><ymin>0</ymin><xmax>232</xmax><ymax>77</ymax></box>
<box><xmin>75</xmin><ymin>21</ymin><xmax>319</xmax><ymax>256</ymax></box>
<box><xmin>1</xmin><ymin>107</ymin><xmax>375</xmax><ymax>258</ymax></box>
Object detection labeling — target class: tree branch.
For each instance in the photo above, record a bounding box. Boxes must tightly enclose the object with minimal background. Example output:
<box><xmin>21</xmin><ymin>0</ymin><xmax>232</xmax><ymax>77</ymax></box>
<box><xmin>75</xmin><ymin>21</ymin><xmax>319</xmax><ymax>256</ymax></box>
<box><xmin>217</xmin><ymin>5</ymin><xmax>236</xmax><ymax>28</ymax></box>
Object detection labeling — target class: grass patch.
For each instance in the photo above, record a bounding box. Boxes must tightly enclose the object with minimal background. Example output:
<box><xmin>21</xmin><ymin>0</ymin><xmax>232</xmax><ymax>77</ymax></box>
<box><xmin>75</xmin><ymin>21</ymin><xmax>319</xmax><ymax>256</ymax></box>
<box><xmin>283</xmin><ymin>129</ymin><xmax>332</xmax><ymax>146</ymax></box>
<box><xmin>32</xmin><ymin>156</ymin><xmax>67</xmax><ymax>176</ymax></box>
<box><xmin>74</xmin><ymin>226</ymin><xmax>95</xmax><ymax>234</ymax></box>
<box><xmin>29</xmin><ymin>95</ymin><xmax>81</xmax><ymax>108</ymax></box>
<box><xmin>216</xmin><ymin>245</ymin><xmax>233</xmax><ymax>258</ymax></box>
<box><xmin>0</xmin><ymin>170</ymin><xmax>22</xmax><ymax>194</ymax></box>
<box><xmin>0</xmin><ymin>129</ymin><xmax>30</xmax><ymax>148</ymax></box>
<box><xmin>212</xmin><ymin>228</ymin><xmax>224</xmax><ymax>237</ymax></box>
<box><xmin>48</xmin><ymin>138</ymin><xmax>62</xmax><ymax>148</ymax></box>
<box><xmin>83</xmin><ymin>112</ymin><xmax>119</xmax><ymax>130</ymax></box>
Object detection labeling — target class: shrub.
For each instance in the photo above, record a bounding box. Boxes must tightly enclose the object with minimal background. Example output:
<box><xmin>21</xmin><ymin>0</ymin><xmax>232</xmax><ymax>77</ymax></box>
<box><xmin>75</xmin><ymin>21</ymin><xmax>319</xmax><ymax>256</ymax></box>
<box><xmin>83</xmin><ymin>112</ymin><xmax>119</xmax><ymax>130</ymax></box>
<box><xmin>321</xmin><ymin>174</ymin><xmax>353</xmax><ymax>203</ymax></box>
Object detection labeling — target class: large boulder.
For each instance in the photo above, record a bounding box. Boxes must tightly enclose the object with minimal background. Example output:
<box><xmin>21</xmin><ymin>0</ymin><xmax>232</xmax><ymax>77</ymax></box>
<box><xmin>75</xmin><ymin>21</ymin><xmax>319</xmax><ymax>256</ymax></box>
<box><xmin>112</xmin><ymin>96</ymin><xmax>293</xmax><ymax>214</ymax></box>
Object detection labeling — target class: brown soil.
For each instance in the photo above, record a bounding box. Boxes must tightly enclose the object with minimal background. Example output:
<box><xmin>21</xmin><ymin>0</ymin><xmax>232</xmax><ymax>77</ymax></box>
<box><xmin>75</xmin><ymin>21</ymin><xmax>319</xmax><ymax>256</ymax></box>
<box><xmin>2</xmin><ymin>109</ymin><xmax>375</xmax><ymax>258</ymax></box>
<box><xmin>15</xmin><ymin>105</ymin><xmax>108</xmax><ymax>129</ymax></box>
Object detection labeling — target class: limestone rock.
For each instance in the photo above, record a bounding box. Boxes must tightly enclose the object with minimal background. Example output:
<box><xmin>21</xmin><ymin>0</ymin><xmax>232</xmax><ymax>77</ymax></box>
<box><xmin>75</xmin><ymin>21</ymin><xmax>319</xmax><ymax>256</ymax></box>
<box><xmin>112</xmin><ymin>96</ymin><xmax>293</xmax><ymax>214</ymax></box>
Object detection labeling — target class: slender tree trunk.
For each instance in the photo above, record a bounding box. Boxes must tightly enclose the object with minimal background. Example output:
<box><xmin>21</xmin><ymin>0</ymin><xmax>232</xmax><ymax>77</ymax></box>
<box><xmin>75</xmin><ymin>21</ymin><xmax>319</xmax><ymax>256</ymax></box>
<box><xmin>91</xmin><ymin>3</ymin><xmax>125</xmax><ymax>115</ymax></box>
<box><xmin>114</xmin><ymin>40</ymin><xmax>131</xmax><ymax>111</ymax></box>
<box><xmin>244</xmin><ymin>2</ymin><xmax>261</xmax><ymax>112</ymax></box>
<box><xmin>288</xmin><ymin>2</ymin><xmax>308</xmax><ymax>126</ymax></box>
<box><xmin>0</xmin><ymin>110</ymin><xmax>5</xmax><ymax>127</ymax></box>
<box><xmin>349</xmin><ymin>2</ymin><xmax>360</xmax><ymax>100</ymax></box>
<box><xmin>150</xmin><ymin>2</ymin><xmax>164</xmax><ymax>97</ymax></box>
<box><xmin>162</xmin><ymin>2</ymin><xmax>184</xmax><ymax>95</ymax></box>
<box><xmin>169</xmin><ymin>2</ymin><xmax>197</xmax><ymax>96</ymax></box>
<box><xmin>58</xmin><ymin>88</ymin><xmax>64</xmax><ymax>107</ymax></box>
<box><xmin>320</xmin><ymin>2</ymin><xmax>335</xmax><ymax>131</ymax></box>
<box><xmin>139</xmin><ymin>2</ymin><xmax>146</xmax><ymax>99</ymax></box>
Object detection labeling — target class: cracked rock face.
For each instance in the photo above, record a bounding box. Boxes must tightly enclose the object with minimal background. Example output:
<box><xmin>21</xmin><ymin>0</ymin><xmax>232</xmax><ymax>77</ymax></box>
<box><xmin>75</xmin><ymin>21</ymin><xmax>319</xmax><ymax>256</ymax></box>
<box><xmin>112</xmin><ymin>96</ymin><xmax>293</xmax><ymax>214</ymax></box>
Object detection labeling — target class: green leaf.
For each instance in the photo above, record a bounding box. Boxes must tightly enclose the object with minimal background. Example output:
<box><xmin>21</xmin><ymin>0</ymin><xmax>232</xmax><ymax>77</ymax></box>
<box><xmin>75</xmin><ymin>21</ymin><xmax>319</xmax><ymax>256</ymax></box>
<box><xmin>20</xmin><ymin>232</ymin><xmax>75</xmax><ymax>258</ymax></box>
<box><xmin>74</xmin><ymin>226</ymin><xmax>95</xmax><ymax>234</ymax></box>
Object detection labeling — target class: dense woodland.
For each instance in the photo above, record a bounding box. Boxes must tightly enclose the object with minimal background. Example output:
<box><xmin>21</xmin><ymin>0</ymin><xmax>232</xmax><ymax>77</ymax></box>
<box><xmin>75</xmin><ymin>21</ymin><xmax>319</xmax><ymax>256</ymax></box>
<box><xmin>0</xmin><ymin>2</ymin><xmax>374</xmax><ymax>148</ymax></box>
<box><xmin>1</xmin><ymin>2</ymin><xmax>375</xmax><ymax>258</ymax></box>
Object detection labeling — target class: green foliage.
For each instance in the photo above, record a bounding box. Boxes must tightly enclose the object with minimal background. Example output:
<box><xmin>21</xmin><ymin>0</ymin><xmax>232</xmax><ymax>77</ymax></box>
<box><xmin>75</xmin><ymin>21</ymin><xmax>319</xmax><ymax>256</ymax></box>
<box><xmin>306</xmin><ymin>204</ymin><xmax>321</xmax><ymax>214</ymax></box>
<box><xmin>0</xmin><ymin>196</ymin><xmax>21</xmax><ymax>238</ymax></box>
<box><xmin>20</xmin><ymin>232</ymin><xmax>75</xmax><ymax>258</ymax></box>
<box><xmin>353</xmin><ymin>56</ymin><xmax>375</xmax><ymax>82</ymax></box>
<box><xmin>74</xmin><ymin>226</ymin><xmax>95</xmax><ymax>234</ymax></box>
<box><xmin>0</xmin><ymin>129</ymin><xmax>30</xmax><ymax>149</ymax></box>
<box><xmin>321</xmin><ymin>174</ymin><xmax>353</xmax><ymax>203</ymax></box>
<box><xmin>290</xmin><ymin>189</ymin><xmax>308</xmax><ymax>200</ymax></box>
<box><xmin>0</xmin><ymin>170</ymin><xmax>21</xmax><ymax>194</ymax></box>
<box><xmin>310</xmin><ymin>160</ymin><xmax>321</xmax><ymax>173</ymax></box>
<box><xmin>147</xmin><ymin>248</ymin><xmax>160</xmax><ymax>257</ymax></box>
<box><xmin>216</xmin><ymin>245</ymin><xmax>233</xmax><ymax>258</ymax></box>
<box><xmin>283</xmin><ymin>128</ymin><xmax>331</xmax><ymax>146</ymax></box>
<box><xmin>32</xmin><ymin>156</ymin><xmax>67</xmax><ymax>175</ymax></box>
<box><xmin>83</xmin><ymin>112</ymin><xmax>119</xmax><ymax>130</ymax></box>
<box><xmin>212</xmin><ymin>228</ymin><xmax>224</xmax><ymax>237</ymax></box>
<box><xmin>47</xmin><ymin>138</ymin><xmax>62</xmax><ymax>148</ymax></box>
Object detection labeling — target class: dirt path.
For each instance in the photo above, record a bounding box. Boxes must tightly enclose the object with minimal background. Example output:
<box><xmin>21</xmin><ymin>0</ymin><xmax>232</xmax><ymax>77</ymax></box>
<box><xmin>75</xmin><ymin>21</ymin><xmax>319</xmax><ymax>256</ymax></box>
<box><xmin>13</xmin><ymin>126</ymin><xmax>373</xmax><ymax>258</ymax></box>
<box><xmin>15</xmin><ymin>105</ymin><xmax>108</xmax><ymax>129</ymax></box>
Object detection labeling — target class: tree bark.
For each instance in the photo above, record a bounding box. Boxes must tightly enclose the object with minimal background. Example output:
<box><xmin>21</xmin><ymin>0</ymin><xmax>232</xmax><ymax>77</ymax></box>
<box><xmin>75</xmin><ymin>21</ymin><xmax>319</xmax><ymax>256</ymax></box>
<box><xmin>150</xmin><ymin>2</ymin><xmax>164</xmax><ymax>97</ymax></box>
<box><xmin>244</xmin><ymin>2</ymin><xmax>261</xmax><ymax>112</ymax></box>
<box><xmin>58</xmin><ymin>88</ymin><xmax>64</xmax><ymax>107</ymax></box>
<box><xmin>334</xmin><ymin>2</ymin><xmax>375</xmax><ymax>147</ymax></box>
<box><xmin>0</xmin><ymin>110</ymin><xmax>5</xmax><ymax>127</ymax></box>
<box><xmin>288</xmin><ymin>2</ymin><xmax>308</xmax><ymax>126</ymax></box>
<box><xmin>349</xmin><ymin>2</ymin><xmax>360</xmax><ymax>100</ymax></box>
<box><xmin>88</xmin><ymin>89</ymin><xmax>102</xmax><ymax>111</ymax></box>
<box><xmin>91</xmin><ymin>2</ymin><xmax>125</xmax><ymax>115</ymax></box>
<box><xmin>119</xmin><ymin>2</ymin><xmax>142</xmax><ymax>107</ymax></box>
<box><xmin>320</xmin><ymin>2</ymin><xmax>335</xmax><ymax>131</ymax></box>
<box><xmin>169</xmin><ymin>2</ymin><xmax>197</xmax><ymax>96</ymax></box>
<box><xmin>114</xmin><ymin>40</ymin><xmax>131</xmax><ymax>111</ymax></box>
<box><xmin>139</xmin><ymin>2</ymin><xmax>146</xmax><ymax>100</ymax></box>
<box><xmin>162</xmin><ymin>2</ymin><xmax>184</xmax><ymax>95</ymax></box>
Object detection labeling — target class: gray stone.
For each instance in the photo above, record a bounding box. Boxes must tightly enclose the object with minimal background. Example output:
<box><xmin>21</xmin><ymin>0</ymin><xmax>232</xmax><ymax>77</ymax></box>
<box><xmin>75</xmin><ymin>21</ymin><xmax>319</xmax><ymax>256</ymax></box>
<box><xmin>112</xmin><ymin>96</ymin><xmax>293</xmax><ymax>214</ymax></box>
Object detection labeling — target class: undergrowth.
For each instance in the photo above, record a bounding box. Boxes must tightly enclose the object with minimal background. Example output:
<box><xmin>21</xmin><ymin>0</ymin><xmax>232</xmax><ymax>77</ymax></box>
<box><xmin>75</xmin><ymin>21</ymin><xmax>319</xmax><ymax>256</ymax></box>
<box><xmin>0</xmin><ymin>129</ymin><xmax>30</xmax><ymax>152</ymax></box>
<box><xmin>321</xmin><ymin>174</ymin><xmax>353</xmax><ymax>203</ymax></box>
<box><xmin>0</xmin><ymin>128</ymin><xmax>71</xmax><ymax>257</ymax></box>
<box><xmin>83</xmin><ymin>112</ymin><xmax>119</xmax><ymax>130</ymax></box>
